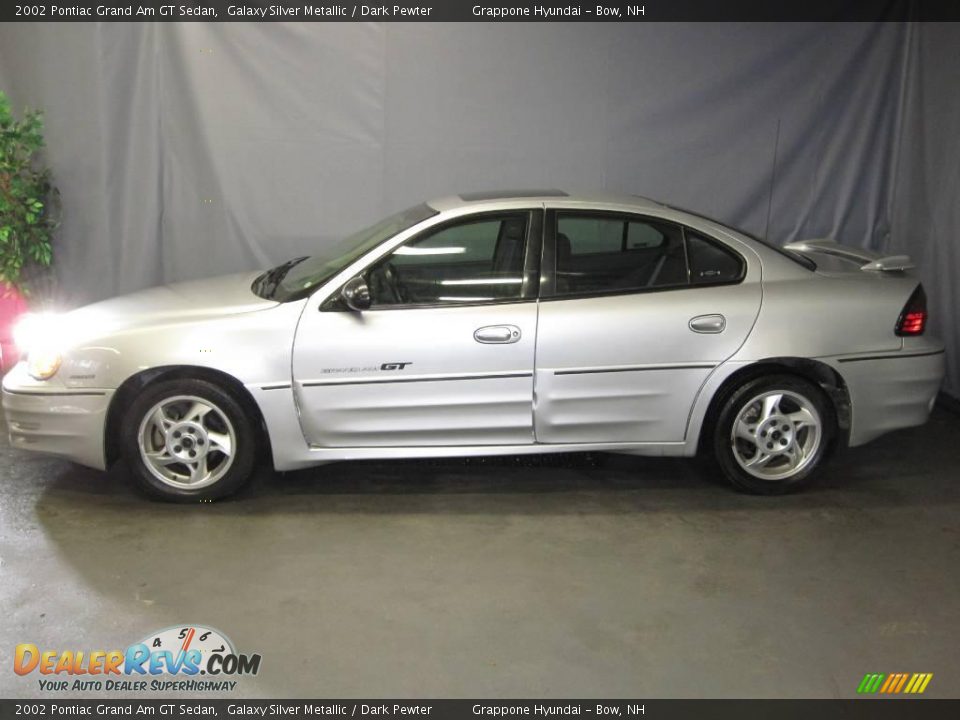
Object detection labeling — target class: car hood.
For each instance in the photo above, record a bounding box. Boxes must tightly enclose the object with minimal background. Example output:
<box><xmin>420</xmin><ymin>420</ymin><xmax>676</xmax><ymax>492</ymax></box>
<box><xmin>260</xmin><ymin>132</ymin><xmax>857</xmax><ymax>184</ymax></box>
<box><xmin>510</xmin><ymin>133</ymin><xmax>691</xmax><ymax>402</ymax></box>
<box><xmin>64</xmin><ymin>271</ymin><xmax>278</xmax><ymax>337</ymax></box>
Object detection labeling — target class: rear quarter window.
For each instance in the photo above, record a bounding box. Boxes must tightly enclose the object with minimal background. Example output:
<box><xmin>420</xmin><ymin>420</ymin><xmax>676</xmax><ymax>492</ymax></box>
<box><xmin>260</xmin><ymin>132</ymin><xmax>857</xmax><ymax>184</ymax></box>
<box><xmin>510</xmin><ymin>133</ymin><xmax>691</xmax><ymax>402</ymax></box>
<box><xmin>685</xmin><ymin>230</ymin><xmax>744</xmax><ymax>284</ymax></box>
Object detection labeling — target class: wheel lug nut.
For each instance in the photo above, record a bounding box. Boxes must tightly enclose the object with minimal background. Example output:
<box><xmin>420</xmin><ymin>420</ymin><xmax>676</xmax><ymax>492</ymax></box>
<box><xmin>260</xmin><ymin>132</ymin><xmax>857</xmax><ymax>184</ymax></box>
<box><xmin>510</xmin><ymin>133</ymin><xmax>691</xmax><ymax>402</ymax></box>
<box><xmin>173</xmin><ymin>431</ymin><xmax>181</xmax><ymax>438</ymax></box>
<box><xmin>197</xmin><ymin>438</ymin><xmax>204</xmax><ymax>445</ymax></box>
<box><xmin>766</xmin><ymin>442</ymin><xmax>773</xmax><ymax>450</ymax></box>
<box><xmin>780</xmin><ymin>438</ymin><xmax>788</xmax><ymax>445</ymax></box>
<box><xmin>782</xmin><ymin>425</ymin><xmax>789</xmax><ymax>432</ymax></box>
<box><xmin>174</xmin><ymin>445</ymin><xmax>182</xmax><ymax>453</ymax></box>
<box><xmin>189</xmin><ymin>450</ymin><xmax>196</xmax><ymax>458</ymax></box>
<box><xmin>760</xmin><ymin>431</ymin><xmax>767</xmax><ymax>437</ymax></box>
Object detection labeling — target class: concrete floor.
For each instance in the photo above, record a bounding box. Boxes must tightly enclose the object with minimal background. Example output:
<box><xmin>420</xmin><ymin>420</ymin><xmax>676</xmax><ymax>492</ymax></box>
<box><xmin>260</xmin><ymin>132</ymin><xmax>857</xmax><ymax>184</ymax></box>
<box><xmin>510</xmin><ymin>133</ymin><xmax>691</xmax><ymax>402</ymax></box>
<box><xmin>1</xmin><ymin>407</ymin><xmax>958</xmax><ymax>699</ymax></box>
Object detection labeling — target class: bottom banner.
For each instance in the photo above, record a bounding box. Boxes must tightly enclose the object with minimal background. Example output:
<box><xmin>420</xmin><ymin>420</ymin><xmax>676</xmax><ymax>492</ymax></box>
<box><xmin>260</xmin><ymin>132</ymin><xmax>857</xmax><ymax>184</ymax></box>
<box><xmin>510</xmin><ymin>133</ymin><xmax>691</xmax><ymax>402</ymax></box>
<box><xmin>1</xmin><ymin>700</ymin><xmax>959</xmax><ymax>720</ymax></box>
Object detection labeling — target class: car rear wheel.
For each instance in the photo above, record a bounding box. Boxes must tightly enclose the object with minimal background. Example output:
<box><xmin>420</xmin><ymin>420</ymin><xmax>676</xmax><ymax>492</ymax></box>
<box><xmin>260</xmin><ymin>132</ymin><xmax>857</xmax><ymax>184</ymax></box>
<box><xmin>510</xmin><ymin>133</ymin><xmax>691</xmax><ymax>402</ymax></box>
<box><xmin>121</xmin><ymin>378</ymin><xmax>257</xmax><ymax>502</ymax></box>
<box><xmin>713</xmin><ymin>374</ymin><xmax>834</xmax><ymax>494</ymax></box>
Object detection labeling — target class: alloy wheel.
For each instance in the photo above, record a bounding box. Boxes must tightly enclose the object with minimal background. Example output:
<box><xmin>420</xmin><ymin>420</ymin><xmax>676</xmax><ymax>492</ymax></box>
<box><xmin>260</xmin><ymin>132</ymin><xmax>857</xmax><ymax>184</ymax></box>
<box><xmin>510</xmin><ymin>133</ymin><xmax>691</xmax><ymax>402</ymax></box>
<box><xmin>137</xmin><ymin>395</ymin><xmax>237</xmax><ymax>490</ymax></box>
<box><xmin>730</xmin><ymin>390</ymin><xmax>822</xmax><ymax>481</ymax></box>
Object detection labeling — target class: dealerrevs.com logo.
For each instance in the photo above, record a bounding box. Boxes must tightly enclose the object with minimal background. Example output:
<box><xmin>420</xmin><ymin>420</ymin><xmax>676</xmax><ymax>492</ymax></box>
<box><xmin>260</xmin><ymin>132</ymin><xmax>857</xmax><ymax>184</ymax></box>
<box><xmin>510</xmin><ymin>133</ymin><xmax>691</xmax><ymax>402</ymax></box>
<box><xmin>14</xmin><ymin>625</ymin><xmax>261</xmax><ymax>693</ymax></box>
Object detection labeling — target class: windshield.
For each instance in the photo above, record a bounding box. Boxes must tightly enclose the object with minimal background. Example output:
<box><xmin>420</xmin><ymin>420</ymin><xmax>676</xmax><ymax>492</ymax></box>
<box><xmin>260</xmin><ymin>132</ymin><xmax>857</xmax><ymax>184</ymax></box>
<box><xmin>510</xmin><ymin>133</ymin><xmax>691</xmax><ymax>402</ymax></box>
<box><xmin>252</xmin><ymin>203</ymin><xmax>438</xmax><ymax>302</ymax></box>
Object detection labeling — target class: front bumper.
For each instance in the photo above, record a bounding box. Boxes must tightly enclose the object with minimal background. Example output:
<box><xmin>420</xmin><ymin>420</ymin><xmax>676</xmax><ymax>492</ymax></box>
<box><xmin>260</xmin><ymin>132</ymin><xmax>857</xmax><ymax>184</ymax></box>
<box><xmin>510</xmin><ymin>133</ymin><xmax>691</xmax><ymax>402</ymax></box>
<box><xmin>1</xmin><ymin>340</ymin><xmax>18</xmax><ymax>373</ymax></box>
<box><xmin>2</xmin><ymin>365</ymin><xmax>113</xmax><ymax>470</ymax></box>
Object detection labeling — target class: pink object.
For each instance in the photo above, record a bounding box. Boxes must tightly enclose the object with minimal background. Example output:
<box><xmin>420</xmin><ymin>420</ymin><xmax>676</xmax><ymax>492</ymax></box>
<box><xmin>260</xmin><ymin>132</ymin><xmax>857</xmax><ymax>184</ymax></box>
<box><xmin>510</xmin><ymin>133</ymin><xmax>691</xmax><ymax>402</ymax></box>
<box><xmin>0</xmin><ymin>282</ymin><xmax>29</xmax><ymax>372</ymax></box>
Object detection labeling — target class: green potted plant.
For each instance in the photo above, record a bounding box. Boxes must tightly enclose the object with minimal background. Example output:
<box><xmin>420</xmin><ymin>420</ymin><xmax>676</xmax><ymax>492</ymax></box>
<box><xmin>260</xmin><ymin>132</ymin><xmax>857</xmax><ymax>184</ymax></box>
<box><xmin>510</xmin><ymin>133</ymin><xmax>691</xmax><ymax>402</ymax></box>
<box><xmin>0</xmin><ymin>90</ymin><xmax>57</xmax><ymax>371</ymax></box>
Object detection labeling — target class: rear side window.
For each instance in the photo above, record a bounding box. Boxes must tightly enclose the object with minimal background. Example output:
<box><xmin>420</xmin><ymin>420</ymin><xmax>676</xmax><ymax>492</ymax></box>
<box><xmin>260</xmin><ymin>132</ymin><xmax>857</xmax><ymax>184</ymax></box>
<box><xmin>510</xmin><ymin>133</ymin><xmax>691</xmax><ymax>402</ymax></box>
<box><xmin>556</xmin><ymin>216</ymin><xmax>687</xmax><ymax>294</ymax></box>
<box><xmin>552</xmin><ymin>213</ymin><xmax>743</xmax><ymax>297</ymax></box>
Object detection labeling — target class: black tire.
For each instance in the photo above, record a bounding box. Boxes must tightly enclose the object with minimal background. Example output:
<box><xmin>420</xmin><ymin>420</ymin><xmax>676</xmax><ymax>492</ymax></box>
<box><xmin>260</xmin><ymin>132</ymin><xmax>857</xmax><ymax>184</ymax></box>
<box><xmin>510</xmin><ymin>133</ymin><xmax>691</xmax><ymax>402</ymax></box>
<box><xmin>120</xmin><ymin>378</ymin><xmax>258</xmax><ymax>502</ymax></box>
<box><xmin>712</xmin><ymin>374</ymin><xmax>835</xmax><ymax>495</ymax></box>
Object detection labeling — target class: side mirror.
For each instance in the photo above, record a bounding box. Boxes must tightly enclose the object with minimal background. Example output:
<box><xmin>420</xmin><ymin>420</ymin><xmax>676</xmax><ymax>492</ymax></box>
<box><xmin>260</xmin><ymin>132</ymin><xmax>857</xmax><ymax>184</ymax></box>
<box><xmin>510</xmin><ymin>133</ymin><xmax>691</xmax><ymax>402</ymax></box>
<box><xmin>341</xmin><ymin>275</ymin><xmax>371</xmax><ymax>312</ymax></box>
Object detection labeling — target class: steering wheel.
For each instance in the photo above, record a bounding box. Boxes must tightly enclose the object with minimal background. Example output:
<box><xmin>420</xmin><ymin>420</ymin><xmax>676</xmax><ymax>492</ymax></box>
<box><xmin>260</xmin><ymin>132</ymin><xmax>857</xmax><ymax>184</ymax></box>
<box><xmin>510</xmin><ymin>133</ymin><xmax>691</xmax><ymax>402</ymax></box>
<box><xmin>377</xmin><ymin>262</ymin><xmax>406</xmax><ymax>304</ymax></box>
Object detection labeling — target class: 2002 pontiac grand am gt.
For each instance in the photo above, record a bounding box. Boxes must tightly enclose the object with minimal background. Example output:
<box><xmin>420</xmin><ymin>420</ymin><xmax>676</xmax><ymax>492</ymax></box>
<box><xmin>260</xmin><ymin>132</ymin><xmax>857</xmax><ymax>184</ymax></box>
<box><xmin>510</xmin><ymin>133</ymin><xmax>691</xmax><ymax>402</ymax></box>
<box><xmin>2</xmin><ymin>191</ymin><xmax>945</xmax><ymax>501</ymax></box>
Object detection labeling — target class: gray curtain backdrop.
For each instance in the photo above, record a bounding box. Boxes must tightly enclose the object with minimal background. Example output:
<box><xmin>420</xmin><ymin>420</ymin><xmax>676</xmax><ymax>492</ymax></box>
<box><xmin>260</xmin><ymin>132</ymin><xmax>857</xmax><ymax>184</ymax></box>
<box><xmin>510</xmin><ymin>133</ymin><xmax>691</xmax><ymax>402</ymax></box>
<box><xmin>888</xmin><ymin>22</ymin><xmax>960</xmax><ymax>401</ymax></box>
<box><xmin>0</xmin><ymin>22</ymin><xmax>956</xmax><ymax>397</ymax></box>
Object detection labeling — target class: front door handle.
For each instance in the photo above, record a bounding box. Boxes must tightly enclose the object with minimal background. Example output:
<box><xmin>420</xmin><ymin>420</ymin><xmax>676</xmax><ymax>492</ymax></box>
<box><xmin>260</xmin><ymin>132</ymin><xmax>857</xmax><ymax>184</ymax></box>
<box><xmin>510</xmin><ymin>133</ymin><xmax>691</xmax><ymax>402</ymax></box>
<box><xmin>474</xmin><ymin>325</ymin><xmax>521</xmax><ymax>344</ymax></box>
<box><xmin>689</xmin><ymin>314</ymin><xmax>726</xmax><ymax>334</ymax></box>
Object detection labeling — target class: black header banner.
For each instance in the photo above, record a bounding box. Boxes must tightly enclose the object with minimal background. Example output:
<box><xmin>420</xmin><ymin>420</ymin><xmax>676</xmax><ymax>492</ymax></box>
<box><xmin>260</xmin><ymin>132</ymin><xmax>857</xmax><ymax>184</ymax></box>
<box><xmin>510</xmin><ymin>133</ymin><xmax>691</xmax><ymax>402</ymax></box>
<box><xmin>2</xmin><ymin>700</ymin><xmax>960</xmax><ymax>720</ymax></box>
<box><xmin>4</xmin><ymin>0</ymin><xmax>960</xmax><ymax>22</ymax></box>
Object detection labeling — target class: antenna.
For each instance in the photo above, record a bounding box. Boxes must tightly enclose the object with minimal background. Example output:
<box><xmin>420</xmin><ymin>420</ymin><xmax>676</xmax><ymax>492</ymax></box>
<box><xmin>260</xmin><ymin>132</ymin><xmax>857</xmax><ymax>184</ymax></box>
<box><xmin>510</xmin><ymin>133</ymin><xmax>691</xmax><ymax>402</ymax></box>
<box><xmin>764</xmin><ymin>118</ymin><xmax>781</xmax><ymax>242</ymax></box>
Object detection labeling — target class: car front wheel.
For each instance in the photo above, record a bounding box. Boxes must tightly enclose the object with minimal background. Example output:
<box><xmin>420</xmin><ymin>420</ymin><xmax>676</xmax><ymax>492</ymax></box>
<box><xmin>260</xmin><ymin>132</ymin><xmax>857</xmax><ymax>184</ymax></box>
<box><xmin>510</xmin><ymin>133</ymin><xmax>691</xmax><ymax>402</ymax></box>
<box><xmin>713</xmin><ymin>374</ymin><xmax>834</xmax><ymax>494</ymax></box>
<box><xmin>121</xmin><ymin>378</ymin><xmax>257</xmax><ymax>502</ymax></box>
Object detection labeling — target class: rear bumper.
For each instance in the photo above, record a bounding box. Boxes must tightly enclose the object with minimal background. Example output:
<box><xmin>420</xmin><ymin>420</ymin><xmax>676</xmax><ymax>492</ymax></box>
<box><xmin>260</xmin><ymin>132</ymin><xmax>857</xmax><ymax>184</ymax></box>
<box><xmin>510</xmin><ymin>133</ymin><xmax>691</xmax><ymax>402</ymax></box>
<box><xmin>2</xmin><ymin>367</ymin><xmax>112</xmax><ymax>470</ymax></box>
<box><xmin>828</xmin><ymin>344</ymin><xmax>946</xmax><ymax>447</ymax></box>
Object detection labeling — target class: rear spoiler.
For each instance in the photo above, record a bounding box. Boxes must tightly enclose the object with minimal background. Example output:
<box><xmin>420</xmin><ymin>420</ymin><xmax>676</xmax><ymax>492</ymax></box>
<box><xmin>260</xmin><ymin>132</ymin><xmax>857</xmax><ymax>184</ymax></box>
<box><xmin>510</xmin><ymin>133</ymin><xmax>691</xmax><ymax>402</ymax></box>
<box><xmin>782</xmin><ymin>239</ymin><xmax>914</xmax><ymax>272</ymax></box>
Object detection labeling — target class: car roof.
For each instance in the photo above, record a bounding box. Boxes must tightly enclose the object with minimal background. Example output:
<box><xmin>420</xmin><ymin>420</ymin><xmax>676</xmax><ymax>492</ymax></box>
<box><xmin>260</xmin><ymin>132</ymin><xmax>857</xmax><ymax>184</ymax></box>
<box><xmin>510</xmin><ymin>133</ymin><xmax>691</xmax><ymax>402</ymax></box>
<box><xmin>426</xmin><ymin>190</ymin><xmax>668</xmax><ymax>213</ymax></box>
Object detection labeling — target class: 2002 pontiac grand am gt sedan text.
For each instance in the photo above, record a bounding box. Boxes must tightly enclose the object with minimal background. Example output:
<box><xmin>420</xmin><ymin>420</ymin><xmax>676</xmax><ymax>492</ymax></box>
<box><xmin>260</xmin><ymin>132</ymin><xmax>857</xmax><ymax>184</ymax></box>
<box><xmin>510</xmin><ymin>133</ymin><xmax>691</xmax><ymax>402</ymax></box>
<box><xmin>2</xmin><ymin>191</ymin><xmax>945</xmax><ymax>502</ymax></box>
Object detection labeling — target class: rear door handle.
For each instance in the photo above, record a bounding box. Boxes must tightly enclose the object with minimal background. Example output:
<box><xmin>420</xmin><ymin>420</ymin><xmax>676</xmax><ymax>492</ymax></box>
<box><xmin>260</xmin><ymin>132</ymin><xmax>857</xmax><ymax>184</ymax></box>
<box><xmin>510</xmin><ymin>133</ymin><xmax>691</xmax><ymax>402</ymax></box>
<box><xmin>474</xmin><ymin>325</ymin><xmax>521</xmax><ymax>344</ymax></box>
<box><xmin>689</xmin><ymin>314</ymin><xmax>726</xmax><ymax>334</ymax></box>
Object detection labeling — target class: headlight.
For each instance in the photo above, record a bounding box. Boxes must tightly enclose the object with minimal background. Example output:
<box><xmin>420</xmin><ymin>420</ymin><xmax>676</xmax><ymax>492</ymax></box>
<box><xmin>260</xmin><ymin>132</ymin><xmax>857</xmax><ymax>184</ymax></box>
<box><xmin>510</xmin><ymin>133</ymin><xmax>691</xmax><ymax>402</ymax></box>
<box><xmin>27</xmin><ymin>348</ymin><xmax>62</xmax><ymax>380</ymax></box>
<box><xmin>13</xmin><ymin>313</ymin><xmax>66</xmax><ymax>381</ymax></box>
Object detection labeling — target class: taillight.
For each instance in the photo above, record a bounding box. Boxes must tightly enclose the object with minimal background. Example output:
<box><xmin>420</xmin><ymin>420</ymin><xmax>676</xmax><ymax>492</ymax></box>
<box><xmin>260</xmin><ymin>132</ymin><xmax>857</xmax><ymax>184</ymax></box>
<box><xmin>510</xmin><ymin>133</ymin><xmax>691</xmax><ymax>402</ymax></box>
<box><xmin>895</xmin><ymin>284</ymin><xmax>927</xmax><ymax>336</ymax></box>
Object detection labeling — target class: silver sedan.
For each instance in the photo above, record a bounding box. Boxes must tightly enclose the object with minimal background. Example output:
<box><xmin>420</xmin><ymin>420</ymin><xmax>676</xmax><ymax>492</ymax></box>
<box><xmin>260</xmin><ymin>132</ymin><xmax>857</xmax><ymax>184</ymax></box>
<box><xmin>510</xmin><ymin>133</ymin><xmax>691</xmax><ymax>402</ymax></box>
<box><xmin>2</xmin><ymin>191</ymin><xmax>945</xmax><ymax>501</ymax></box>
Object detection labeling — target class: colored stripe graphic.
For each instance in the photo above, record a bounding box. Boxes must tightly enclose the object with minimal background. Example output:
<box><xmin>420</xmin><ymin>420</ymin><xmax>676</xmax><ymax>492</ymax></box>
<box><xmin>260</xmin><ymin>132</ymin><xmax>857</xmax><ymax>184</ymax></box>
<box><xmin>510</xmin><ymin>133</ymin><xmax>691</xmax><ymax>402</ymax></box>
<box><xmin>857</xmin><ymin>673</ymin><xmax>885</xmax><ymax>693</ymax></box>
<box><xmin>857</xmin><ymin>672</ymin><xmax>933</xmax><ymax>694</ymax></box>
<box><xmin>904</xmin><ymin>673</ymin><xmax>934</xmax><ymax>694</ymax></box>
<box><xmin>882</xmin><ymin>673</ymin><xmax>908</xmax><ymax>693</ymax></box>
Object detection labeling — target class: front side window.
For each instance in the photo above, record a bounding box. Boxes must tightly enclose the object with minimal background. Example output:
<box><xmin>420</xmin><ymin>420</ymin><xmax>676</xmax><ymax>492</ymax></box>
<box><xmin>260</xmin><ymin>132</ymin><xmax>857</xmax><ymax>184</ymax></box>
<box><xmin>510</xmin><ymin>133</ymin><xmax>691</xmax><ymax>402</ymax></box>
<box><xmin>366</xmin><ymin>214</ymin><xmax>529</xmax><ymax>307</ymax></box>
<box><xmin>552</xmin><ymin>213</ymin><xmax>744</xmax><ymax>297</ymax></box>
